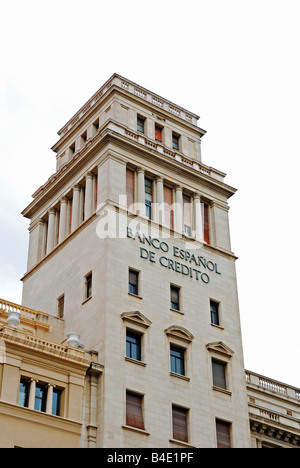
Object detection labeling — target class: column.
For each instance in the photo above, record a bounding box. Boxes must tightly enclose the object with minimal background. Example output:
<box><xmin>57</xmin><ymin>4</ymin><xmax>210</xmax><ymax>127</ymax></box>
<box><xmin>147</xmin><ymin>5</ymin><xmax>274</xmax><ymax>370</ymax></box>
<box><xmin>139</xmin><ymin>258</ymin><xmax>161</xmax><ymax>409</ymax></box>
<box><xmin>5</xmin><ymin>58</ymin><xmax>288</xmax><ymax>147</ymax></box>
<box><xmin>46</xmin><ymin>209</ymin><xmax>56</xmax><ymax>254</ymax></box>
<box><xmin>174</xmin><ymin>185</ymin><xmax>183</xmax><ymax>233</ymax></box>
<box><xmin>46</xmin><ymin>384</ymin><xmax>54</xmax><ymax>414</ymax></box>
<box><xmin>85</xmin><ymin>172</ymin><xmax>94</xmax><ymax>220</ymax></box>
<box><xmin>136</xmin><ymin>167</ymin><xmax>145</xmax><ymax>217</ymax></box>
<box><xmin>59</xmin><ymin>197</ymin><xmax>68</xmax><ymax>243</ymax></box>
<box><xmin>194</xmin><ymin>194</ymin><xmax>203</xmax><ymax>242</ymax></box>
<box><xmin>155</xmin><ymin>176</ymin><xmax>164</xmax><ymax>225</ymax></box>
<box><xmin>28</xmin><ymin>379</ymin><xmax>37</xmax><ymax>410</ymax></box>
<box><xmin>71</xmin><ymin>184</ymin><xmax>81</xmax><ymax>232</ymax></box>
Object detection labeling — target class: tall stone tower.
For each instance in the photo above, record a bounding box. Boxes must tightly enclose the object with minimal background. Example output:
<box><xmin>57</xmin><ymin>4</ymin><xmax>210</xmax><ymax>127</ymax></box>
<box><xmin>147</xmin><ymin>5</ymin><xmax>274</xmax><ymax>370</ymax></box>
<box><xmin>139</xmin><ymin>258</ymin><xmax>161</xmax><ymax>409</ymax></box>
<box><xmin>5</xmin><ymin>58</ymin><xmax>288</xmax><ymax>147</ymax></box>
<box><xmin>21</xmin><ymin>74</ymin><xmax>251</xmax><ymax>448</ymax></box>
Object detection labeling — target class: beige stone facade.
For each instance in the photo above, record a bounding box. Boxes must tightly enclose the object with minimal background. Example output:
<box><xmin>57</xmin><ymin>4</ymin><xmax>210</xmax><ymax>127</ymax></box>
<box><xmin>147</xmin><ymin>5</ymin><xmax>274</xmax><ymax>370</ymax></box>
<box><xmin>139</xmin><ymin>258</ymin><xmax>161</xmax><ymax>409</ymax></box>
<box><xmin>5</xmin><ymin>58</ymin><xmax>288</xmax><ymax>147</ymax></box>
<box><xmin>0</xmin><ymin>75</ymin><xmax>299</xmax><ymax>448</ymax></box>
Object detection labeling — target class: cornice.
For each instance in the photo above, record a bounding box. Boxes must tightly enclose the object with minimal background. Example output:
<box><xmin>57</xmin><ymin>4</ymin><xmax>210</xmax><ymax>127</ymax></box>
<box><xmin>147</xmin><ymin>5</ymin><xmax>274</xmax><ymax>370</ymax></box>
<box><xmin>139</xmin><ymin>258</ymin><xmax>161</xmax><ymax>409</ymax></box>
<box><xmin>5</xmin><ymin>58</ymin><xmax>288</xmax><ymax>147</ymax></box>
<box><xmin>55</xmin><ymin>73</ymin><xmax>202</xmax><ymax>142</ymax></box>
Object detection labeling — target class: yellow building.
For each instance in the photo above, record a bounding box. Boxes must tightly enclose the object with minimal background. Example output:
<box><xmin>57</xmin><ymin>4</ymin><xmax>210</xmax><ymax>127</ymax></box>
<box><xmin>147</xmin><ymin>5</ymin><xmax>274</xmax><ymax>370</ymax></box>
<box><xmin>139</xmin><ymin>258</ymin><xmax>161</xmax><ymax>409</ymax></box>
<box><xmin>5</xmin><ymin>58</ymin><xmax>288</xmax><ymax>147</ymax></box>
<box><xmin>0</xmin><ymin>75</ymin><xmax>299</xmax><ymax>448</ymax></box>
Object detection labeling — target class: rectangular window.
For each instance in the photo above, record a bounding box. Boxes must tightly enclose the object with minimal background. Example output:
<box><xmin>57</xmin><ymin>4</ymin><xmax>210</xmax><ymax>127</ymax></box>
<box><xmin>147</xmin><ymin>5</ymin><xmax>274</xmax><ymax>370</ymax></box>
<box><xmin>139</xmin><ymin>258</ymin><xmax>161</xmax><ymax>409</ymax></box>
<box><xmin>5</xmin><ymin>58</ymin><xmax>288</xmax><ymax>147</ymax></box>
<box><xmin>210</xmin><ymin>300</ymin><xmax>220</xmax><ymax>326</ymax></box>
<box><xmin>164</xmin><ymin>186</ymin><xmax>174</xmax><ymax>229</ymax></box>
<box><xmin>137</xmin><ymin>116</ymin><xmax>145</xmax><ymax>133</ymax></box>
<box><xmin>172</xmin><ymin>406</ymin><xmax>188</xmax><ymax>443</ymax></box>
<box><xmin>203</xmin><ymin>203</ymin><xmax>210</xmax><ymax>244</ymax></box>
<box><xmin>212</xmin><ymin>360</ymin><xmax>227</xmax><ymax>389</ymax></box>
<box><xmin>216</xmin><ymin>420</ymin><xmax>231</xmax><ymax>448</ymax></box>
<box><xmin>52</xmin><ymin>388</ymin><xmax>62</xmax><ymax>416</ymax></box>
<box><xmin>57</xmin><ymin>295</ymin><xmax>65</xmax><ymax>319</ymax></box>
<box><xmin>126</xmin><ymin>169</ymin><xmax>135</xmax><ymax>210</ymax></box>
<box><xmin>126</xmin><ymin>392</ymin><xmax>145</xmax><ymax>430</ymax></box>
<box><xmin>172</xmin><ymin>133</ymin><xmax>179</xmax><ymax>150</ymax></box>
<box><xmin>34</xmin><ymin>383</ymin><xmax>47</xmax><ymax>412</ymax></box>
<box><xmin>18</xmin><ymin>379</ymin><xmax>30</xmax><ymax>408</ymax></box>
<box><xmin>129</xmin><ymin>269</ymin><xmax>139</xmax><ymax>296</ymax></box>
<box><xmin>126</xmin><ymin>330</ymin><xmax>142</xmax><ymax>361</ymax></box>
<box><xmin>170</xmin><ymin>346</ymin><xmax>185</xmax><ymax>376</ymax></box>
<box><xmin>170</xmin><ymin>285</ymin><xmax>180</xmax><ymax>311</ymax></box>
<box><xmin>85</xmin><ymin>273</ymin><xmax>93</xmax><ymax>300</ymax></box>
<box><xmin>145</xmin><ymin>178</ymin><xmax>153</xmax><ymax>220</ymax></box>
<box><xmin>155</xmin><ymin>125</ymin><xmax>162</xmax><ymax>142</ymax></box>
<box><xmin>183</xmin><ymin>195</ymin><xmax>192</xmax><ymax>236</ymax></box>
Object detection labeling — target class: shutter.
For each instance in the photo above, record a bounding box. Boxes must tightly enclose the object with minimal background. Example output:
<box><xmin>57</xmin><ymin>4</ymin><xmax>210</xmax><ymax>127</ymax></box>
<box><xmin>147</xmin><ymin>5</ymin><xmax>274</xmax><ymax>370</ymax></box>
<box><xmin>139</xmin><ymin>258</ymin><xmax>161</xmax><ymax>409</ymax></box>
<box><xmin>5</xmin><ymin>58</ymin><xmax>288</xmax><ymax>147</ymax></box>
<box><xmin>126</xmin><ymin>170</ymin><xmax>135</xmax><ymax>209</ymax></box>
<box><xmin>203</xmin><ymin>203</ymin><xmax>210</xmax><ymax>244</ymax></box>
<box><xmin>126</xmin><ymin>393</ymin><xmax>145</xmax><ymax>430</ymax></box>
<box><xmin>216</xmin><ymin>420</ymin><xmax>231</xmax><ymax>448</ymax></box>
<box><xmin>171</xmin><ymin>286</ymin><xmax>179</xmax><ymax>305</ymax></box>
<box><xmin>164</xmin><ymin>186</ymin><xmax>174</xmax><ymax>229</ymax></box>
<box><xmin>155</xmin><ymin>126</ymin><xmax>162</xmax><ymax>142</ymax></box>
<box><xmin>172</xmin><ymin>406</ymin><xmax>188</xmax><ymax>443</ymax></box>
<box><xmin>212</xmin><ymin>360</ymin><xmax>226</xmax><ymax>389</ymax></box>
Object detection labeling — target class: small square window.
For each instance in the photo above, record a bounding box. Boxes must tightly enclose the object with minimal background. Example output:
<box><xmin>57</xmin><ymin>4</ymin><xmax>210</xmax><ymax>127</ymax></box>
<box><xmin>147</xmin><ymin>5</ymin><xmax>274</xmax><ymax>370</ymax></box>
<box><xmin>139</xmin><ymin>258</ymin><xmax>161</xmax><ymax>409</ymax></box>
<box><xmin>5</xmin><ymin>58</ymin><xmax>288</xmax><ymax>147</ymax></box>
<box><xmin>137</xmin><ymin>116</ymin><xmax>145</xmax><ymax>133</ymax></box>
<box><xmin>85</xmin><ymin>273</ymin><xmax>93</xmax><ymax>300</ymax></box>
<box><xmin>129</xmin><ymin>269</ymin><xmax>139</xmax><ymax>296</ymax></box>
<box><xmin>126</xmin><ymin>330</ymin><xmax>142</xmax><ymax>361</ymax></box>
<box><xmin>170</xmin><ymin>285</ymin><xmax>180</xmax><ymax>311</ymax></box>
<box><xmin>210</xmin><ymin>300</ymin><xmax>220</xmax><ymax>326</ymax></box>
<box><xmin>170</xmin><ymin>346</ymin><xmax>185</xmax><ymax>376</ymax></box>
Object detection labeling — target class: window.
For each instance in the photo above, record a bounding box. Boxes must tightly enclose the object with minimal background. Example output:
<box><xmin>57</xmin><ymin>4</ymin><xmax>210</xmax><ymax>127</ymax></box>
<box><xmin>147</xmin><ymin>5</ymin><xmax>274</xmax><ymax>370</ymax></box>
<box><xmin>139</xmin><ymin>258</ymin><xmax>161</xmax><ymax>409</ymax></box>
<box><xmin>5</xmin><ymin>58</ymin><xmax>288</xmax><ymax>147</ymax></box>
<box><xmin>126</xmin><ymin>169</ymin><xmax>135</xmax><ymax>210</ymax></box>
<box><xmin>69</xmin><ymin>142</ymin><xmax>75</xmax><ymax>154</ymax></box>
<box><xmin>210</xmin><ymin>300</ymin><xmax>220</xmax><ymax>326</ymax></box>
<box><xmin>170</xmin><ymin>346</ymin><xmax>185</xmax><ymax>376</ymax></box>
<box><xmin>126</xmin><ymin>330</ymin><xmax>142</xmax><ymax>361</ymax></box>
<box><xmin>164</xmin><ymin>186</ymin><xmax>174</xmax><ymax>229</ymax></box>
<box><xmin>203</xmin><ymin>202</ymin><xmax>210</xmax><ymax>244</ymax></box>
<box><xmin>57</xmin><ymin>295</ymin><xmax>65</xmax><ymax>319</ymax></box>
<box><xmin>170</xmin><ymin>285</ymin><xmax>180</xmax><ymax>311</ymax></box>
<box><xmin>52</xmin><ymin>388</ymin><xmax>62</xmax><ymax>416</ymax></box>
<box><xmin>85</xmin><ymin>272</ymin><xmax>93</xmax><ymax>300</ymax></box>
<box><xmin>18</xmin><ymin>379</ymin><xmax>30</xmax><ymax>408</ymax></box>
<box><xmin>137</xmin><ymin>116</ymin><xmax>145</xmax><ymax>133</ymax></box>
<box><xmin>183</xmin><ymin>195</ymin><xmax>192</xmax><ymax>236</ymax></box>
<box><xmin>172</xmin><ymin>406</ymin><xmax>188</xmax><ymax>443</ymax></box>
<box><xmin>172</xmin><ymin>133</ymin><xmax>179</xmax><ymax>150</ymax></box>
<box><xmin>216</xmin><ymin>420</ymin><xmax>231</xmax><ymax>448</ymax></box>
<box><xmin>145</xmin><ymin>178</ymin><xmax>153</xmax><ymax>220</ymax></box>
<box><xmin>155</xmin><ymin>125</ymin><xmax>163</xmax><ymax>142</ymax></box>
<box><xmin>126</xmin><ymin>392</ymin><xmax>145</xmax><ymax>430</ymax></box>
<box><xmin>129</xmin><ymin>269</ymin><xmax>139</xmax><ymax>296</ymax></box>
<box><xmin>212</xmin><ymin>360</ymin><xmax>227</xmax><ymax>390</ymax></box>
<box><xmin>34</xmin><ymin>383</ymin><xmax>47</xmax><ymax>412</ymax></box>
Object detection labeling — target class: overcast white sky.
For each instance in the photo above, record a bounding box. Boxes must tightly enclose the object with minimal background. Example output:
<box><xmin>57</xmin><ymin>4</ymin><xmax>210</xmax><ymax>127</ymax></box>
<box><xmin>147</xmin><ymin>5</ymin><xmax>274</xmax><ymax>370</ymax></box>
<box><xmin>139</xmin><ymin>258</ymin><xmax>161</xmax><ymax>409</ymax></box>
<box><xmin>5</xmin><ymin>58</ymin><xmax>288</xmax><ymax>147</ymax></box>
<box><xmin>1</xmin><ymin>0</ymin><xmax>299</xmax><ymax>387</ymax></box>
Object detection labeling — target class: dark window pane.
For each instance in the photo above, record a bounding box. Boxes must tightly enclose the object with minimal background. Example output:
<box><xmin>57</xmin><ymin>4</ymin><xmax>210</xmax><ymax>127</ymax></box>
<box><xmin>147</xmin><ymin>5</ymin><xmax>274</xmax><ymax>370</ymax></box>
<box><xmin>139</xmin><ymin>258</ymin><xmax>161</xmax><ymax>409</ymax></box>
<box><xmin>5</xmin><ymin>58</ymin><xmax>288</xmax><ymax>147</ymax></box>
<box><xmin>86</xmin><ymin>273</ymin><xmax>92</xmax><ymax>299</ymax></box>
<box><xmin>170</xmin><ymin>346</ymin><xmax>185</xmax><ymax>375</ymax></box>
<box><xmin>35</xmin><ymin>384</ymin><xmax>47</xmax><ymax>412</ymax></box>
<box><xmin>172</xmin><ymin>134</ymin><xmax>179</xmax><ymax>150</ymax></box>
<box><xmin>210</xmin><ymin>300</ymin><xmax>219</xmax><ymax>326</ymax></box>
<box><xmin>170</xmin><ymin>286</ymin><xmax>180</xmax><ymax>310</ymax></box>
<box><xmin>129</xmin><ymin>270</ymin><xmax>139</xmax><ymax>295</ymax></box>
<box><xmin>52</xmin><ymin>389</ymin><xmax>61</xmax><ymax>416</ymax></box>
<box><xmin>126</xmin><ymin>331</ymin><xmax>141</xmax><ymax>361</ymax></box>
<box><xmin>18</xmin><ymin>379</ymin><xmax>30</xmax><ymax>407</ymax></box>
<box><xmin>137</xmin><ymin>117</ymin><xmax>144</xmax><ymax>133</ymax></box>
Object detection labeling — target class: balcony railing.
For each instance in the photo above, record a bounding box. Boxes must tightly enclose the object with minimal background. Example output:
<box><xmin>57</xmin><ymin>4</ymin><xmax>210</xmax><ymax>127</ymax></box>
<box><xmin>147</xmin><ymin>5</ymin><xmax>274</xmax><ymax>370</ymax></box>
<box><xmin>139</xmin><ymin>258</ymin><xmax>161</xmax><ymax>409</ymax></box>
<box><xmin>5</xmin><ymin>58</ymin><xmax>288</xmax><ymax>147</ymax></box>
<box><xmin>246</xmin><ymin>370</ymin><xmax>300</xmax><ymax>401</ymax></box>
<box><xmin>0</xmin><ymin>298</ymin><xmax>49</xmax><ymax>326</ymax></box>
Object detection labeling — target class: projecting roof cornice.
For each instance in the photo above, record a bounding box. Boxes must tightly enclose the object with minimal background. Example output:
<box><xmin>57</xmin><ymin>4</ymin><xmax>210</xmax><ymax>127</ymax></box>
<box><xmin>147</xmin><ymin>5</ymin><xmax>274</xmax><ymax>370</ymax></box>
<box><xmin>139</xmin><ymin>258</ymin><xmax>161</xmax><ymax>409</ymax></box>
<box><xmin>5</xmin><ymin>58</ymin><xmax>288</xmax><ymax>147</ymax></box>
<box><xmin>56</xmin><ymin>73</ymin><xmax>202</xmax><ymax>142</ymax></box>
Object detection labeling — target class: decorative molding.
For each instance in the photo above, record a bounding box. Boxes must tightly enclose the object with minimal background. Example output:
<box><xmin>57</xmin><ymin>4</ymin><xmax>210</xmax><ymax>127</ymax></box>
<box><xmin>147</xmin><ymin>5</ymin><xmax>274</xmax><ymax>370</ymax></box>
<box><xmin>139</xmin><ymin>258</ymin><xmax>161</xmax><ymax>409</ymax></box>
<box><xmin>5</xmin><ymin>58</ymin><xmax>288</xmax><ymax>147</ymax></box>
<box><xmin>206</xmin><ymin>341</ymin><xmax>234</xmax><ymax>358</ymax></box>
<box><xmin>121</xmin><ymin>311</ymin><xmax>152</xmax><ymax>329</ymax></box>
<box><xmin>164</xmin><ymin>325</ymin><xmax>194</xmax><ymax>343</ymax></box>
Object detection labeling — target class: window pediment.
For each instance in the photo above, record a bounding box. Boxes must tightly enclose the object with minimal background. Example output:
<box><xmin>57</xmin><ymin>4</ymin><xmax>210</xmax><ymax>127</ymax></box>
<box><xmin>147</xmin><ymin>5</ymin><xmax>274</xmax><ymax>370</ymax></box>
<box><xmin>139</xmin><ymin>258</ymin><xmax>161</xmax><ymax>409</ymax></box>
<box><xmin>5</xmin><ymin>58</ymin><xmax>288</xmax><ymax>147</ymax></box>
<box><xmin>206</xmin><ymin>341</ymin><xmax>234</xmax><ymax>358</ymax></box>
<box><xmin>165</xmin><ymin>326</ymin><xmax>194</xmax><ymax>343</ymax></box>
<box><xmin>121</xmin><ymin>311</ymin><xmax>152</xmax><ymax>328</ymax></box>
